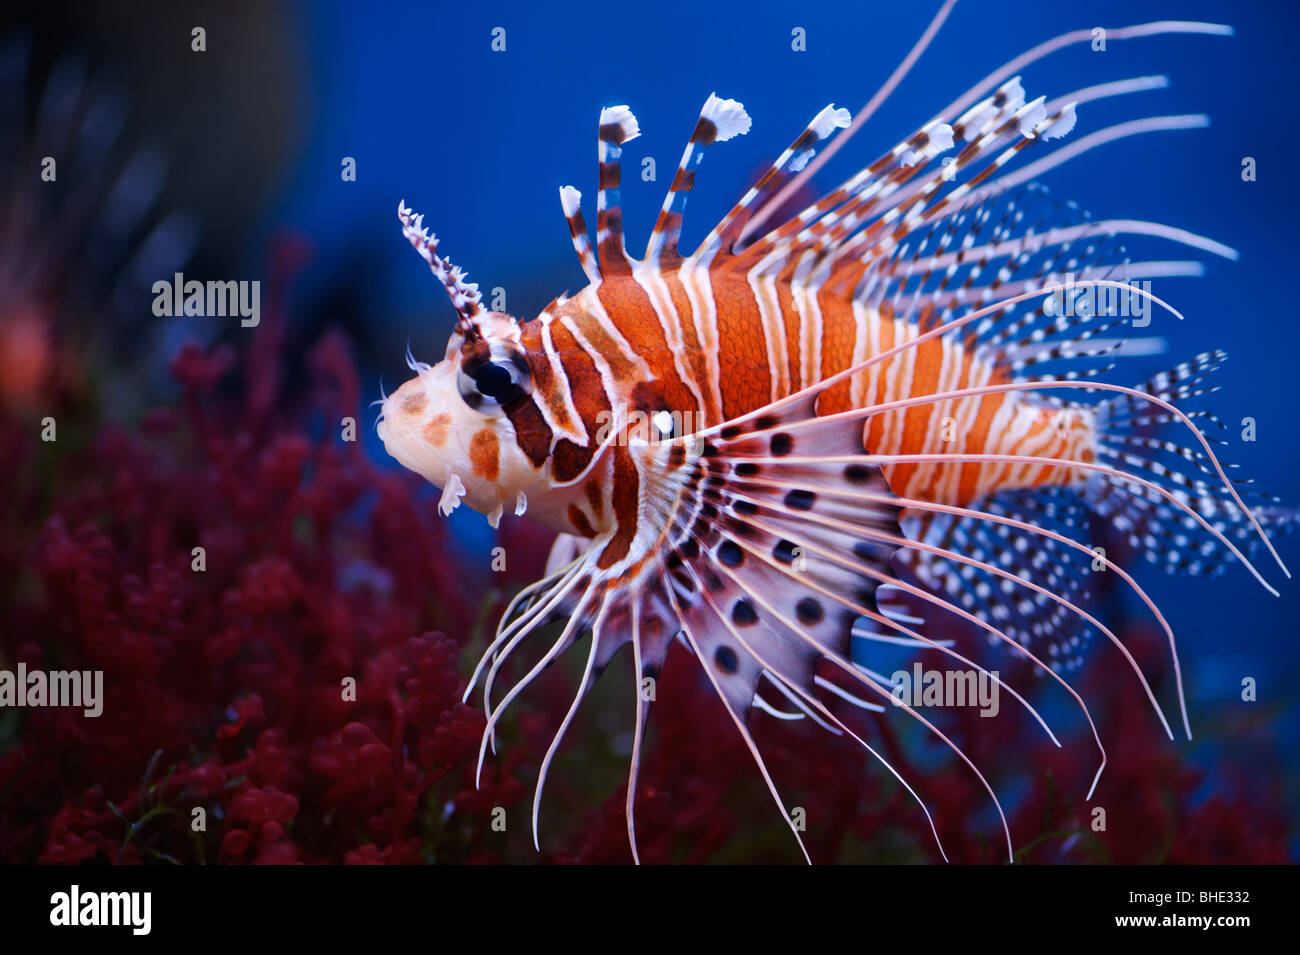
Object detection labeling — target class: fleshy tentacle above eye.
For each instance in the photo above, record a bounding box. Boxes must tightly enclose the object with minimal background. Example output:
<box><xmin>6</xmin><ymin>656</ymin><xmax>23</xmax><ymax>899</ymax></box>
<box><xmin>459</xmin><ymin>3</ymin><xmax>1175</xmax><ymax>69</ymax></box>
<box><xmin>397</xmin><ymin>201</ymin><xmax>484</xmax><ymax>340</ymax></box>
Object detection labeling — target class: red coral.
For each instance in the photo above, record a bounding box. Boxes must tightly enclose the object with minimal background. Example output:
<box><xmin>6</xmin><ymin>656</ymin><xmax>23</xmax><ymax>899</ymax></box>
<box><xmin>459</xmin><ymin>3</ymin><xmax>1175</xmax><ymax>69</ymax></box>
<box><xmin>0</xmin><ymin>306</ymin><xmax>534</xmax><ymax>864</ymax></box>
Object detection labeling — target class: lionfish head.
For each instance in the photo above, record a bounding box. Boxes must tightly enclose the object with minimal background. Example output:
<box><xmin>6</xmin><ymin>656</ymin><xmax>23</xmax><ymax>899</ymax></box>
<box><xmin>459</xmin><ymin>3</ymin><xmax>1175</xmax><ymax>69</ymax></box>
<box><xmin>378</xmin><ymin>202</ymin><xmax>542</xmax><ymax>523</ymax></box>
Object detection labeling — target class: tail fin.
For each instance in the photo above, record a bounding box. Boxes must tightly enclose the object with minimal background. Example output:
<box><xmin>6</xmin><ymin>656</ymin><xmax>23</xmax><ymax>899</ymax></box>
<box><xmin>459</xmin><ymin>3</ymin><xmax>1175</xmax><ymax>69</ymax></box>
<box><xmin>1088</xmin><ymin>350</ymin><xmax>1296</xmax><ymax>576</ymax></box>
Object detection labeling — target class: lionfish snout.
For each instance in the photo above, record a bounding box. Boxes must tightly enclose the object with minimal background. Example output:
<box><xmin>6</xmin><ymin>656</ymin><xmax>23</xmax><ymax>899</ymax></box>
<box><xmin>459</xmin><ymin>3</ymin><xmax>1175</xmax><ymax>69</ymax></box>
<box><xmin>376</xmin><ymin>356</ymin><xmax>522</xmax><ymax>521</ymax></box>
<box><xmin>383</xmin><ymin>202</ymin><xmax>556</xmax><ymax>524</ymax></box>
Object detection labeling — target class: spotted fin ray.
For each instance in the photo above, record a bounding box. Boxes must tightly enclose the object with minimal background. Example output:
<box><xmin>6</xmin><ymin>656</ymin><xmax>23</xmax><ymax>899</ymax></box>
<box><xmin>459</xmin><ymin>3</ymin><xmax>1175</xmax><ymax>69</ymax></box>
<box><xmin>897</xmin><ymin>486</ymin><xmax>1095</xmax><ymax>673</ymax></box>
<box><xmin>1088</xmin><ymin>351</ymin><xmax>1299</xmax><ymax>576</ymax></box>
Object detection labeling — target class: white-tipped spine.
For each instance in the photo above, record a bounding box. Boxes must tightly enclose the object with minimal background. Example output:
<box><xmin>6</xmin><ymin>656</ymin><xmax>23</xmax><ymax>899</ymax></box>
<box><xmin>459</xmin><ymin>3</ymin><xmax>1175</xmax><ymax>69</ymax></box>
<box><xmin>930</xmin><ymin>122</ymin><xmax>956</xmax><ymax>152</ymax></box>
<box><xmin>1016</xmin><ymin>96</ymin><xmax>1049</xmax><ymax>138</ymax></box>
<box><xmin>559</xmin><ymin>185</ymin><xmax>582</xmax><ymax>217</ymax></box>
<box><xmin>1042</xmin><ymin>101</ymin><xmax>1078</xmax><ymax>140</ymax></box>
<box><xmin>811</xmin><ymin>104</ymin><xmax>852</xmax><ymax>138</ymax></box>
<box><xmin>785</xmin><ymin>104</ymin><xmax>854</xmax><ymax>172</ymax></box>
<box><xmin>702</xmin><ymin>93</ymin><xmax>752</xmax><ymax>142</ymax></box>
<box><xmin>599</xmin><ymin>105</ymin><xmax>641</xmax><ymax>143</ymax></box>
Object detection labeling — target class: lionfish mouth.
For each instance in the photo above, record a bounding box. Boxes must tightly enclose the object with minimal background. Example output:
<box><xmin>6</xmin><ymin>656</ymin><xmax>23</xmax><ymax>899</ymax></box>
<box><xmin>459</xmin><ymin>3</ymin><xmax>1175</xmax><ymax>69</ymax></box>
<box><xmin>387</xmin><ymin>4</ymin><xmax>1291</xmax><ymax>864</ymax></box>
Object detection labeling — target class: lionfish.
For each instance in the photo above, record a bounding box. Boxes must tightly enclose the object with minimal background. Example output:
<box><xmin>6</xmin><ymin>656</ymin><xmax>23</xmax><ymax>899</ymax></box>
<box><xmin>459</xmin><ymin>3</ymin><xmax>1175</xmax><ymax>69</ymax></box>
<box><xmin>377</xmin><ymin>6</ymin><xmax>1292</xmax><ymax>863</ymax></box>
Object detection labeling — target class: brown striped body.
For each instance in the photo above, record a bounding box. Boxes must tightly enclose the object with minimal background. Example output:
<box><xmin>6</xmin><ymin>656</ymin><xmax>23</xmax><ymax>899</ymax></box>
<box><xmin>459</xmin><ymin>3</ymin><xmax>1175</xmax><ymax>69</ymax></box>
<box><xmin>510</xmin><ymin>266</ymin><xmax>1096</xmax><ymax>543</ymax></box>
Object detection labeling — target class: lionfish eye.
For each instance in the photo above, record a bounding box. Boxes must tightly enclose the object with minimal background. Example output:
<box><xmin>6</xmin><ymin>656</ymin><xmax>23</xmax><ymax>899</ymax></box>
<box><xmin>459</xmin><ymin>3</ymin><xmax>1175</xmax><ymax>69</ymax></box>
<box><xmin>458</xmin><ymin>351</ymin><xmax>530</xmax><ymax>410</ymax></box>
